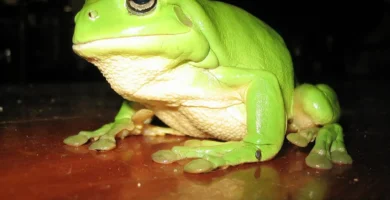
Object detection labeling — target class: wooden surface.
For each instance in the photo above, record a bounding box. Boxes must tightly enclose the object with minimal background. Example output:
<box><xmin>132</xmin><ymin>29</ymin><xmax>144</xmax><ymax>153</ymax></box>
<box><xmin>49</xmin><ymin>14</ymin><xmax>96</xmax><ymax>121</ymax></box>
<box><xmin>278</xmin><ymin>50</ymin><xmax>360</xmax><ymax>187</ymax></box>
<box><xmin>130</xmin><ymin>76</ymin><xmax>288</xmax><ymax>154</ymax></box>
<box><xmin>0</xmin><ymin>81</ymin><xmax>389</xmax><ymax>200</ymax></box>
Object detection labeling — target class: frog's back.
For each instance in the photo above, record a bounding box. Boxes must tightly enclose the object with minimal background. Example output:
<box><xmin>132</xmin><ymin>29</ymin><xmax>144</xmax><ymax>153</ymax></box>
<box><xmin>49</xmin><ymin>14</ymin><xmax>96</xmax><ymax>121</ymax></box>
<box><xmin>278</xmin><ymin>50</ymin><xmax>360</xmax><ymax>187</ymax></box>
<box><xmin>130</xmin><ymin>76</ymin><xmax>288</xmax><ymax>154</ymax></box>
<box><xmin>194</xmin><ymin>0</ymin><xmax>294</xmax><ymax>116</ymax></box>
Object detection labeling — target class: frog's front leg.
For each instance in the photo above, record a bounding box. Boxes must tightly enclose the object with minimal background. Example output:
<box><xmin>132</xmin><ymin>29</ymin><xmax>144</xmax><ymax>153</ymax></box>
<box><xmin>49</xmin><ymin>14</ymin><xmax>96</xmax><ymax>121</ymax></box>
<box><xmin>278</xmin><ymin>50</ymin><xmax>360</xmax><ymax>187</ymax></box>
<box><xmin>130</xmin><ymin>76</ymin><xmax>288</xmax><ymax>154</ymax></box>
<box><xmin>152</xmin><ymin>68</ymin><xmax>286</xmax><ymax>173</ymax></box>
<box><xmin>287</xmin><ymin>84</ymin><xmax>353</xmax><ymax>169</ymax></box>
<box><xmin>64</xmin><ymin>101</ymin><xmax>183</xmax><ymax>150</ymax></box>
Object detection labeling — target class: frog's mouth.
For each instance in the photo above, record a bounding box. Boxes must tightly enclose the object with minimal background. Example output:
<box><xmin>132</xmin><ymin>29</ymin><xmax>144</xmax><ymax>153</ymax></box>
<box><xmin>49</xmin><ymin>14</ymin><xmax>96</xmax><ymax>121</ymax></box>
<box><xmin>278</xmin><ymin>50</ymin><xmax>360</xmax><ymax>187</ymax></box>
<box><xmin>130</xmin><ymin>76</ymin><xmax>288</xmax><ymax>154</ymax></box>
<box><xmin>73</xmin><ymin>34</ymin><xmax>180</xmax><ymax>59</ymax></box>
<box><xmin>72</xmin><ymin>29</ymin><xmax>208</xmax><ymax>62</ymax></box>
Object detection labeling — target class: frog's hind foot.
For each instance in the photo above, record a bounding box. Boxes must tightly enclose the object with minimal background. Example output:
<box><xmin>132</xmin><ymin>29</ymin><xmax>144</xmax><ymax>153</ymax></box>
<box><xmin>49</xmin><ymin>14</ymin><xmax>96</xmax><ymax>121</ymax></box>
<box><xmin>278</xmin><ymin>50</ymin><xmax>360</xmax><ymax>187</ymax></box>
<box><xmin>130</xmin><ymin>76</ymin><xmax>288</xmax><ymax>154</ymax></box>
<box><xmin>289</xmin><ymin>84</ymin><xmax>352</xmax><ymax>169</ymax></box>
<box><xmin>305</xmin><ymin>124</ymin><xmax>352</xmax><ymax>169</ymax></box>
<box><xmin>287</xmin><ymin>127</ymin><xmax>319</xmax><ymax>147</ymax></box>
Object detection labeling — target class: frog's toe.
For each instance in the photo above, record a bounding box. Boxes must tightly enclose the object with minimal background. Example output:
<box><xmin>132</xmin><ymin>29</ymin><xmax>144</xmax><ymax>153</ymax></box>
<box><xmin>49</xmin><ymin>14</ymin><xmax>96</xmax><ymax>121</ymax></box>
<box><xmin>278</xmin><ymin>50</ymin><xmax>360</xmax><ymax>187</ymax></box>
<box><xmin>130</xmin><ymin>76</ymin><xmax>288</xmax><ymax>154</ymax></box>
<box><xmin>305</xmin><ymin>152</ymin><xmax>333</xmax><ymax>169</ymax></box>
<box><xmin>287</xmin><ymin>133</ymin><xmax>310</xmax><ymax>147</ymax></box>
<box><xmin>331</xmin><ymin>151</ymin><xmax>353</xmax><ymax>165</ymax></box>
<box><xmin>184</xmin><ymin>159</ymin><xmax>216</xmax><ymax>173</ymax></box>
<box><xmin>89</xmin><ymin>138</ymin><xmax>116</xmax><ymax>151</ymax></box>
<box><xmin>63</xmin><ymin>134</ymin><xmax>89</xmax><ymax>146</ymax></box>
<box><xmin>152</xmin><ymin>150</ymin><xmax>178</xmax><ymax>164</ymax></box>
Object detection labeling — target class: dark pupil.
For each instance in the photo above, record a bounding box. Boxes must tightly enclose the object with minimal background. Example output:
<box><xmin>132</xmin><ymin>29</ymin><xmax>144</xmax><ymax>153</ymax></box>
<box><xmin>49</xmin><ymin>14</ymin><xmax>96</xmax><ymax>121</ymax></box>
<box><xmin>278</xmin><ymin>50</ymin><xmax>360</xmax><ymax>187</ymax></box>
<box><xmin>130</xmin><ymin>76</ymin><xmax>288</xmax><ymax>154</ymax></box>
<box><xmin>133</xmin><ymin>0</ymin><xmax>150</xmax><ymax>5</ymax></box>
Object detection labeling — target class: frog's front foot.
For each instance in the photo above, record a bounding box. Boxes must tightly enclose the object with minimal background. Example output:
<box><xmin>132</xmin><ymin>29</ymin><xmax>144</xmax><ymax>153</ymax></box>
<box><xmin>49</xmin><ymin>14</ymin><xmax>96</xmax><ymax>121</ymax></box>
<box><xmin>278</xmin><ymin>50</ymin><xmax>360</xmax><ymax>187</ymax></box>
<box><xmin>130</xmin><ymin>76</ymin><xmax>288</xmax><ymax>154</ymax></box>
<box><xmin>63</xmin><ymin>109</ymin><xmax>153</xmax><ymax>151</ymax></box>
<box><xmin>152</xmin><ymin>140</ymin><xmax>273</xmax><ymax>173</ymax></box>
<box><xmin>305</xmin><ymin>124</ymin><xmax>353</xmax><ymax>169</ymax></box>
<box><xmin>63</xmin><ymin>119</ymin><xmax>135</xmax><ymax>151</ymax></box>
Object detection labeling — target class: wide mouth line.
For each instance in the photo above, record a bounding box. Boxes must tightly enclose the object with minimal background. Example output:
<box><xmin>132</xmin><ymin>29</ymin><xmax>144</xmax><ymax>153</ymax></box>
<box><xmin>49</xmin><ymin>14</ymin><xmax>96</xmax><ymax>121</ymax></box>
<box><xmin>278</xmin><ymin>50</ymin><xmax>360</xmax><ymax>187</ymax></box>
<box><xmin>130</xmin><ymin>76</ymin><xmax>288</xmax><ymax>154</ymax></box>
<box><xmin>73</xmin><ymin>31</ymin><xmax>190</xmax><ymax>46</ymax></box>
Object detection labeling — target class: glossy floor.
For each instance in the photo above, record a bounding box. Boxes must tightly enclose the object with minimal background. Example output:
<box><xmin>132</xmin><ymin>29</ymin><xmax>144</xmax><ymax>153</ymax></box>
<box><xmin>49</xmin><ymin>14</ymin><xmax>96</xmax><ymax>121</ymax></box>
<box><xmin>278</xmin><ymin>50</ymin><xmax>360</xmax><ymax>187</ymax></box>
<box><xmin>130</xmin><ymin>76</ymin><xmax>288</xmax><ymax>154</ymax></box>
<box><xmin>0</xmin><ymin>82</ymin><xmax>389</xmax><ymax>200</ymax></box>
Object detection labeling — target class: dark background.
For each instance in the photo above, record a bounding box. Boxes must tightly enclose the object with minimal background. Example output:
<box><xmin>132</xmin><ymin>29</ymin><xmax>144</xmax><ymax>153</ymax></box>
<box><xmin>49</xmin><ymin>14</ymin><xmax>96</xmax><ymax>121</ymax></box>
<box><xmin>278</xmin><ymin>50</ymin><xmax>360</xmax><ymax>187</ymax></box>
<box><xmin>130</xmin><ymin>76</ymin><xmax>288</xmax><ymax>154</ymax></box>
<box><xmin>0</xmin><ymin>0</ymin><xmax>387</xmax><ymax>84</ymax></box>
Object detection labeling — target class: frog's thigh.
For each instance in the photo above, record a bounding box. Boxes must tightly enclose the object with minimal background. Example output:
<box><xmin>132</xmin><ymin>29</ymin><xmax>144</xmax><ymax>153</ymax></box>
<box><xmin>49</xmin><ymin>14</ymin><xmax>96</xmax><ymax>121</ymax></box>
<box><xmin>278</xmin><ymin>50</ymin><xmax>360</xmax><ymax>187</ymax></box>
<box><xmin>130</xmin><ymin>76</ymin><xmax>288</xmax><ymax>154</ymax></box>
<box><xmin>290</xmin><ymin>84</ymin><xmax>352</xmax><ymax>169</ymax></box>
<box><xmin>287</xmin><ymin>84</ymin><xmax>340</xmax><ymax>147</ymax></box>
<box><xmin>293</xmin><ymin>83</ymin><xmax>340</xmax><ymax>125</ymax></box>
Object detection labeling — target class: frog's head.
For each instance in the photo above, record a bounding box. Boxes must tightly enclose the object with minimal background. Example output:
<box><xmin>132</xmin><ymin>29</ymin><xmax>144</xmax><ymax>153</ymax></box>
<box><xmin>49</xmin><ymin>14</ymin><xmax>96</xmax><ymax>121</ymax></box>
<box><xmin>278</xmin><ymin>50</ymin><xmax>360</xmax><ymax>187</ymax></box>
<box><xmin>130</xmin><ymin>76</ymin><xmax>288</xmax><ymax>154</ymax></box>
<box><xmin>73</xmin><ymin>0</ymin><xmax>210</xmax><ymax>57</ymax></box>
<box><xmin>72</xmin><ymin>0</ymin><xmax>219</xmax><ymax>97</ymax></box>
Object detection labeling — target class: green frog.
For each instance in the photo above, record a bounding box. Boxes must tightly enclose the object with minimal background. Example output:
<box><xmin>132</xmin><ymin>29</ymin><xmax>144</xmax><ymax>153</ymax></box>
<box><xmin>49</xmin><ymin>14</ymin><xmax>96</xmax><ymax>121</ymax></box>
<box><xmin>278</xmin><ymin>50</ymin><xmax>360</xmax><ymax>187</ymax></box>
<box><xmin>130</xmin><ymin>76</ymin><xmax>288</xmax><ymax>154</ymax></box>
<box><xmin>64</xmin><ymin>0</ymin><xmax>352</xmax><ymax>173</ymax></box>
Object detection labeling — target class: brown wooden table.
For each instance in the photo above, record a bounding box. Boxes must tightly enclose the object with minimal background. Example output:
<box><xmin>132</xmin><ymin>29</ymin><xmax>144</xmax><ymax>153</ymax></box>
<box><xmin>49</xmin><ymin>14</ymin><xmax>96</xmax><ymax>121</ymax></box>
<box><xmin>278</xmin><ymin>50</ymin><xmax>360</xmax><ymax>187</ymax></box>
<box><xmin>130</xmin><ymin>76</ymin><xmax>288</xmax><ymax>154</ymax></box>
<box><xmin>0</xmin><ymin>81</ymin><xmax>388</xmax><ymax>200</ymax></box>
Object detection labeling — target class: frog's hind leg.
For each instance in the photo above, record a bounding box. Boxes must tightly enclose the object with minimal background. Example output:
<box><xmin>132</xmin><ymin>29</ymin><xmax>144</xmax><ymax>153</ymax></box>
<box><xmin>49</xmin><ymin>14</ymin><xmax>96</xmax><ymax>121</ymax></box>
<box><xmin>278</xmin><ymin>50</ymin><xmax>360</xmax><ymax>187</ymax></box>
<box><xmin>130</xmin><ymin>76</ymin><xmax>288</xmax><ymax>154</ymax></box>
<box><xmin>287</xmin><ymin>84</ymin><xmax>352</xmax><ymax>169</ymax></box>
<box><xmin>306</xmin><ymin>123</ymin><xmax>352</xmax><ymax>169</ymax></box>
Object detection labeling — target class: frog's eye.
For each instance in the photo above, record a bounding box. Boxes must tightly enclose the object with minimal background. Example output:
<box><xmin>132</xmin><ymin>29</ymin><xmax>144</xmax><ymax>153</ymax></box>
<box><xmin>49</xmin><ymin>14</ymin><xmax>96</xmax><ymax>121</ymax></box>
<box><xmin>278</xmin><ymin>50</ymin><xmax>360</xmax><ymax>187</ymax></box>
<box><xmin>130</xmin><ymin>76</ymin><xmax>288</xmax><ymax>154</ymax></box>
<box><xmin>127</xmin><ymin>0</ymin><xmax>157</xmax><ymax>15</ymax></box>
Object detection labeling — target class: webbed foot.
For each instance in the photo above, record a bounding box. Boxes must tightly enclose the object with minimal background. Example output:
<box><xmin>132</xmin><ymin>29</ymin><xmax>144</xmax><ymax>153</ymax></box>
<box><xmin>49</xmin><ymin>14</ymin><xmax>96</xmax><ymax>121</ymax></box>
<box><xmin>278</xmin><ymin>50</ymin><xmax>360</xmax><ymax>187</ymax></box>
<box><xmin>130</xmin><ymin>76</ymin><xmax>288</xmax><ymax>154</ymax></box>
<box><xmin>305</xmin><ymin>124</ymin><xmax>352</xmax><ymax>169</ymax></box>
<box><xmin>63</xmin><ymin>109</ymin><xmax>153</xmax><ymax>151</ymax></box>
<box><xmin>63</xmin><ymin>118</ymin><xmax>134</xmax><ymax>151</ymax></box>
<box><xmin>152</xmin><ymin>139</ymin><xmax>277</xmax><ymax>173</ymax></box>
<box><xmin>287</xmin><ymin>127</ymin><xmax>318</xmax><ymax>147</ymax></box>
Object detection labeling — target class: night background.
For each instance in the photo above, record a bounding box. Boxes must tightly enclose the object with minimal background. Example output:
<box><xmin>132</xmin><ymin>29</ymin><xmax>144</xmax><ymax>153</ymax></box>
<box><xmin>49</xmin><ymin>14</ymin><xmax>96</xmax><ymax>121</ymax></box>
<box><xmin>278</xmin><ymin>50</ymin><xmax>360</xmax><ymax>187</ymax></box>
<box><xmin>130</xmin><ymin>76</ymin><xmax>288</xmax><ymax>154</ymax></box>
<box><xmin>0</xmin><ymin>0</ymin><xmax>387</xmax><ymax>84</ymax></box>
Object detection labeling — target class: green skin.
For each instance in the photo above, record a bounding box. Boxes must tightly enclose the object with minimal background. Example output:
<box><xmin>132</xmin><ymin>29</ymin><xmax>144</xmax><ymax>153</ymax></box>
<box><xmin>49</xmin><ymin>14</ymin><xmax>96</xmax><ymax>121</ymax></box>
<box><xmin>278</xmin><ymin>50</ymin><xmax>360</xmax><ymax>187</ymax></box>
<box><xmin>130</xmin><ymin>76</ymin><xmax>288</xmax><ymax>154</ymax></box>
<box><xmin>65</xmin><ymin>0</ymin><xmax>352</xmax><ymax>173</ymax></box>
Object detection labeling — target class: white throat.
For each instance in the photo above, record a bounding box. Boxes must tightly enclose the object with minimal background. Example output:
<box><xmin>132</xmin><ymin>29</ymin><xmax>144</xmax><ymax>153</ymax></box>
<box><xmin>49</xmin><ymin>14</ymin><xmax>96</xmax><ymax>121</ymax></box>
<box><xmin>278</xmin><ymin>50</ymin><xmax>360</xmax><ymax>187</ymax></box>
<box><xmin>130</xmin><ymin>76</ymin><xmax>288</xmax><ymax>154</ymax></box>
<box><xmin>90</xmin><ymin>55</ymin><xmax>175</xmax><ymax>101</ymax></box>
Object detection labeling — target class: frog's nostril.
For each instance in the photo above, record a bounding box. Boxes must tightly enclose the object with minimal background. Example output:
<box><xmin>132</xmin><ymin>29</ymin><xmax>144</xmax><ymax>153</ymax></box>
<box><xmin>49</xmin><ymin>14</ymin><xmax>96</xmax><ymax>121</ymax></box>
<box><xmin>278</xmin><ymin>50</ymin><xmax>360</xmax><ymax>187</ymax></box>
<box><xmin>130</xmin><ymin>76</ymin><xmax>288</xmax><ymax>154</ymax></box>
<box><xmin>88</xmin><ymin>10</ymin><xmax>99</xmax><ymax>20</ymax></box>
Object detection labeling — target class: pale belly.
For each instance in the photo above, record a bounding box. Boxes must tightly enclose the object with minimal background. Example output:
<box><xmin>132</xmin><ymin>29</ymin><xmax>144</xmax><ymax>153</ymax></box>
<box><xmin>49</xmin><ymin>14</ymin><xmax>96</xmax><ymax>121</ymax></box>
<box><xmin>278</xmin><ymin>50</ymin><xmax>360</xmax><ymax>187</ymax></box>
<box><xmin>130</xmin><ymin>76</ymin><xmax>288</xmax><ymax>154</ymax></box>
<box><xmin>149</xmin><ymin>103</ymin><xmax>247</xmax><ymax>141</ymax></box>
<box><xmin>87</xmin><ymin>55</ymin><xmax>249</xmax><ymax>140</ymax></box>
